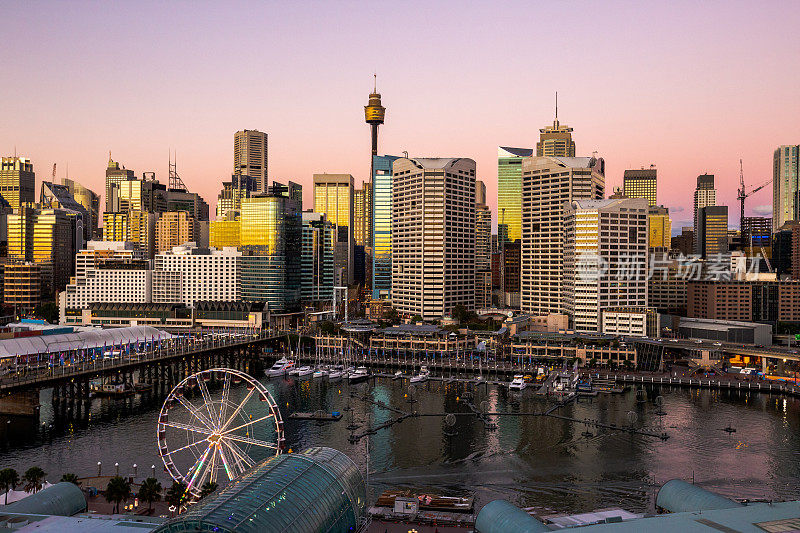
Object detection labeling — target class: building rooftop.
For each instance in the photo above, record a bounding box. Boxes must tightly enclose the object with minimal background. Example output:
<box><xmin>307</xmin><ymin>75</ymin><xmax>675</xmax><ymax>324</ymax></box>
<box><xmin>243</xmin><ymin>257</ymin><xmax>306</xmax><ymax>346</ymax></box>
<box><xmin>498</xmin><ymin>146</ymin><xmax>533</xmax><ymax>157</ymax></box>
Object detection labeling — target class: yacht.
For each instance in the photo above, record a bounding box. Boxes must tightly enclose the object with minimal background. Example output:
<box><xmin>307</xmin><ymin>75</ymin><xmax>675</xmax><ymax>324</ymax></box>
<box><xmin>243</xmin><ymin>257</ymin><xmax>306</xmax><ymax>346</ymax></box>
<box><xmin>328</xmin><ymin>366</ymin><xmax>344</xmax><ymax>381</ymax></box>
<box><xmin>312</xmin><ymin>367</ymin><xmax>328</xmax><ymax>379</ymax></box>
<box><xmin>295</xmin><ymin>366</ymin><xmax>314</xmax><ymax>378</ymax></box>
<box><xmin>410</xmin><ymin>366</ymin><xmax>430</xmax><ymax>383</ymax></box>
<box><xmin>348</xmin><ymin>366</ymin><xmax>370</xmax><ymax>384</ymax></box>
<box><xmin>267</xmin><ymin>357</ymin><xmax>295</xmax><ymax>377</ymax></box>
<box><xmin>509</xmin><ymin>375</ymin><xmax>527</xmax><ymax>391</ymax></box>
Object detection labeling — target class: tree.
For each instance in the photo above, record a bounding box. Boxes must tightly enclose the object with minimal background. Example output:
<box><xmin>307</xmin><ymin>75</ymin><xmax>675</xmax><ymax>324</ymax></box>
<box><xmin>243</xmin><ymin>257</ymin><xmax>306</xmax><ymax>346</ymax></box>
<box><xmin>33</xmin><ymin>302</ymin><xmax>59</xmax><ymax>324</ymax></box>
<box><xmin>60</xmin><ymin>473</ymin><xmax>80</xmax><ymax>486</ymax></box>
<box><xmin>199</xmin><ymin>481</ymin><xmax>218</xmax><ymax>499</ymax></box>
<box><xmin>105</xmin><ymin>476</ymin><xmax>132</xmax><ymax>514</ymax></box>
<box><xmin>165</xmin><ymin>481</ymin><xmax>188</xmax><ymax>509</ymax></box>
<box><xmin>410</xmin><ymin>315</ymin><xmax>423</xmax><ymax>323</ymax></box>
<box><xmin>0</xmin><ymin>468</ymin><xmax>20</xmax><ymax>504</ymax></box>
<box><xmin>22</xmin><ymin>467</ymin><xmax>46</xmax><ymax>494</ymax></box>
<box><xmin>137</xmin><ymin>477</ymin><xmax>162</xmax><ymax>513</ymax></box>
<box><xmin>451</xmin><ymin>304</ymin><xmax>469</xmax><ymax>324</ymax></box>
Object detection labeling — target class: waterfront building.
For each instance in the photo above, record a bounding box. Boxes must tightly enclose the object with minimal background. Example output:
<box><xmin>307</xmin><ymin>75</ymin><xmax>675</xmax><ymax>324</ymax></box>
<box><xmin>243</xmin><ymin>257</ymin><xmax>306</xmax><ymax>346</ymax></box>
<box><xmin>697</xmin><ymin>205</ymin><xmax>729</xmax><ymax>258</ymax></box>
<box><xmin>371</xmin><ymin>154</ymin><xmax>400</xmax><ymax>300</ymax></box>
<box><xmin>234</xmin><ymin>129</ymin><xmax>268</xmax><ymax>193</ymax></box>
<box><xmin>693</xmin><ymin>174</ymin><xmax>716</xmax><ymax>254</ymax></box>
<box><xmin>61</xmin><ymin>177</ymin><xmax>100</xmax><ymax>239</ymax></box>
<box><xmin>0</xmin><ymin>157</ymin><xmax>35</xmax><ymax>211</ymax></box>
<box><xmin>391</xmin><ymin>157</ymin><xmax>476</xmax><ymax>320</ymax></box>
<box><xmin>239</xmin><ymin>184</ymin><xmax>302</xmax><ymax>311</ymax></box>
<box><xmin>623</xmin><ymin>167</ymin><xmax>657</xmax><ymax>206</ymax></box>
<box><xmin>216</xmin><ymin>174</ymin><xmax>258</xmax><ymax>219</ymax></box>
<box><xmin>521</xmin><ymin>155</ymin><xmax>605</xmax><ymax>315</ymax></box>
<box><xmin>8</xmin><ymin>205</ymin><xmax>77</xmax><ymax>297</ymax></box>
<box><xmin>563</xmin><ymin>198</ymin><xmax>648</xmax><ymax>333</ymax></box>
<box><xmin>209</xmin><ymin>219</ymin><xmax>240</xmax><ymax>248</ymax></box>
<box><xmin>773</xmin><ymin>145</ymin><xmax>800</xmax><ymax>232</ymax></box>
<box><xmin>104</xmin><ymin>156</ymin><xmax>135</xmax><ymax>213</ymax></box>
<box><xmin>687</xmin><ymin>279</ymin><xmax>800</xmax><ymax>324</ymax></box>
<box><xmin>509</xmin><ymin>333</ymin><xmax>637</xmax><ymax>368</ymax></box>
<box><xmin>301</xmin><ymin>211</ymin><xmax>335</xmax><ymax>303</ymax></box>
<box><xmin>3</xmin><ymin>262</ymin><xmax>41</xmax><ymax>315</ymax></box>
<box><xmin>536</xmin><ymin>98</ymin><xmax>576</xmax><ymax>157</ymax></box>
<box><xmin>648</xmin><ymin>205</ymin><xmax>672</xmax><ymax>249</ymax></box>
<box><xmin>153</xmin><ymin>243</ymin><xmax>240</xmax><ymax>307</ymax></box>
<box><xmin>601</xmin><ymin>307</ymin><xmax>658</xmax><ymax>338</ymax></box>
<box><xmin>313</xmin><ymin>173</ymin><xmax>354</xmax><ymax>285</ymax></box>
<box><xmin>497</xmin><ymin>146</ymin><xmax>532</xmax><ymax>244</ymax></box>
<box><xmin>103</xmin><ymin>210</ymin><xmax>159</xmax><ymax>259</ymax></box>
<box><xmin>155</xmin><ymin>211</ymin><xmax>201</xmax><ymax>253</ymax></box>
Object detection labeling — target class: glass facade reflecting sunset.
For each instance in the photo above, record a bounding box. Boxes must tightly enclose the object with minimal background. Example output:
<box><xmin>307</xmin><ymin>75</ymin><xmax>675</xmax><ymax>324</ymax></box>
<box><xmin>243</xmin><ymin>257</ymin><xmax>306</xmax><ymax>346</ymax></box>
<box><xmin>371</xmin><ymin>155</ymin><xmax>399</xmax><ymax>299</ymax></box>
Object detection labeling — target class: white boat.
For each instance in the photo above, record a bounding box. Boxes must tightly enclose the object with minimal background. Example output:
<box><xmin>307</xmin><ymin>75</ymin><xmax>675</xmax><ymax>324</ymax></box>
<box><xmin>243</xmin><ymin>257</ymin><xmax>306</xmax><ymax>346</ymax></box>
<box><xmin>348</xmin><ymin>366</ymin><xmax>370</xmax><ymax>383</ymax></box>
<box><xmin>509</xmin><ymin>374</ymin><xmax>527</xmax><ymax>391</ymax></box>
<box><xmin>393</xmin><ymin>370</ymin><xmax>403</xmax><ymax>380</ymax></box>
<box><xmin>267</xmin><ymin>357</ymin><xmax>295</xmax><ymax>377</ymax></box>
<box><xmin>410</xmin><ymin>366</ymin><xmax>430</xmax><ymax>383</ymax></box>
<box><xmin>295</xmin><ymin>366</ymin><xmax>314</xmax><ymax>377</ymax></box>
<box><xmin>313</xmin><ymin>367</ymin><xmax>328</xmax><ymax>379</ymax></box>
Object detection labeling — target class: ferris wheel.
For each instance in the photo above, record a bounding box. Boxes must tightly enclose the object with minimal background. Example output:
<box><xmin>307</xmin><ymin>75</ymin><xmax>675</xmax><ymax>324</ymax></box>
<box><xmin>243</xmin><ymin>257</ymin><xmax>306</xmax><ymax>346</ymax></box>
<box><xmin>157</xmin><ymin>368</ymin><xmax>284</xmax><ymax>498</ymax></box>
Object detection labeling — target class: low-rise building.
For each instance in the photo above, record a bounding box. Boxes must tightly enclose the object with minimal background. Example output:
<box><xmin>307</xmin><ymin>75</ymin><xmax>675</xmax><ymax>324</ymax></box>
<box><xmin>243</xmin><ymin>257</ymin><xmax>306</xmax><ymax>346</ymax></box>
<box><xmin>601</xmin><ymin>307</ymin><xmax>658</xmax><ymax>337</ymax></box>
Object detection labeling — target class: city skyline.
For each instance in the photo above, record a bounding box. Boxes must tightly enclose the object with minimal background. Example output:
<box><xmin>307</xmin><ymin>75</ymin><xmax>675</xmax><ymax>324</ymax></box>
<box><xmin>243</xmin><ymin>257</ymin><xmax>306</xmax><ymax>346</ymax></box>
<box><xmin>2</xmin><ymin>1</ymin><xmax>799</xmax><ymax>232</ymax></box>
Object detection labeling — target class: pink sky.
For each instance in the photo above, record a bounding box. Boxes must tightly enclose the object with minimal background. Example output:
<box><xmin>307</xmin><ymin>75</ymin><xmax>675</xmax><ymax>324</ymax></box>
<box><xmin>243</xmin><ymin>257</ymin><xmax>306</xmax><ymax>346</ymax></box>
<box><xmin>2</xmin><ymin>1</ymin><xmax>798</xmax><ymax>232</ymax></box>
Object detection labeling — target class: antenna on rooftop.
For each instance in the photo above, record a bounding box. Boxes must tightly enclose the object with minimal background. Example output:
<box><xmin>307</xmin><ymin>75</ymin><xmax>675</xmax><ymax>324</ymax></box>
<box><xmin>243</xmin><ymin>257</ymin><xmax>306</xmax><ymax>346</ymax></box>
<box><xmin>168</xmin><ymin>149</ymin><xmax>187</xmax><ymax>191</ymax></box>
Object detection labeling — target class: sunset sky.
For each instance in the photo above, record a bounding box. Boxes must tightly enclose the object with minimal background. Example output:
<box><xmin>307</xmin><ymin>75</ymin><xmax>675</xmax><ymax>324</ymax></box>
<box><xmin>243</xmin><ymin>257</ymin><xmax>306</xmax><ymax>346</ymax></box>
<box><xmin>2</xmin><ymin>1</ymin><xmax>798</xmax><ymax>232</ymax></box>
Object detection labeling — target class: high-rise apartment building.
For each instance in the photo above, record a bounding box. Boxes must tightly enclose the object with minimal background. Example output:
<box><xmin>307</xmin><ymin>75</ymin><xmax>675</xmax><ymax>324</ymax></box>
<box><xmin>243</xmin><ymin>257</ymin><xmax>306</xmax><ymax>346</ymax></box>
<box><xmin>497</xmin><ymin>147</ymin><xmax>532</xmax><ymax>243</ymax></box>
<box><xmin>61</xmin><ymin>178</ymin><xmax>100</xmax><ymax>239</ymax></box>
<box><xmin>105</xmin><ymin>156</ymin><xmax>135</xmax><ymax>213</ymax></box>
<box><xmin>697</xmin><ymin>205</ymin><xmax>729</xmax><ymax>258</ymax></box>
<box><xmin>216</xmin><ymin>174</ymin><xmax>258</xmax><ymax>219</ymax></box>
<box><xmin>8</xmin><ymin>205</ymin><xmax>76</xmax><ymax>297</ymax></box>
<box><xmin>623</xmin><ymin>167</ymin><xmax>657</xmax><ymax>207</ymax></box>
<box><xmin>234</xmin><ymin>130</ymin><xmax>268</xmax><ymax>193</ymax></box>
<box><xmin>647</xmin><ymin>205</ymin><xmax>672</xmax><ymax>249</ymax></box>
<box><xmin>521</xmin><ymin>156</ymin><xmax>605</xmax><ymax>315</ymax></box>
<box><xmin>536</xmin><ymin>99</ymin><xmax>576</xmax><ymax>157</ymax></box>
<box><xmin>773</xmin><ymin>145</ymin><xmax>800</xmax><ymax>232</ymax></box>
<box><xmin>391</xmin><ymin>158</ymin><xmax>476</xmax><ymax>320</ymax></box>
<box><xmin>301</xmin><ymin>212</ymin><xmax>335</xmax><ymax>303</ymax></box>
<box><xmin>0</xmin><ymin>157</ymin><xmax>35</xmax><ymax>211</ymax></box>
<box><xmin>239</xmin><ymin>183</ymin><xmax>302</xmax><ymax>311</ymax></box>
<box><xmin>155</xmin><ymin>211</ymin><xmax>200</xmax><ymax>253</ymax></box>
<box><xmin>371</xmin><ymin>155</ymin><xmax>400</xmax><ymax>300</ymax></box>
<box><xmin>563</xmin><ymin>198</ymin><xmax>648</xmax><ymax>332</ymax></box>
<box><xmin>313</xmin><ymin>174</ymin><xmax>354</xmax><ymax>285</ymax></box>
<box><xmin>3</xmin><ymin>262</ymin><xmax>41</xmax><ymax>314</ymax></box>
<box><xmin>693</xmin><ymin>174</ymin><xmax>716</xmax><ymax>254</ymax></box>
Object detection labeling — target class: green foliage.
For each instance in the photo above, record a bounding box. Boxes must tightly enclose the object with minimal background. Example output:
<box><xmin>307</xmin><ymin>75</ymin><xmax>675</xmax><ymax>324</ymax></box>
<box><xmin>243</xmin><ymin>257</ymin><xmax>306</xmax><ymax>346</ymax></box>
<box><xmin>105</xmin><ymin>476</ymin><xmax>132</xmax><ymax>514</ymax></box>
<box><xmin>451</xmin><ymin>304</ymin><xmax>470</xmax><ymax>324</ymax></box>
<box><xmin>165</xmin><ymin>481</ymin><xmax>188</xmax><ymax>508</ymax></box>
<box><xmin>33</xmin><ymin>302</ymin><xmax>59</xmax><ymax>324</ymax></box>
<box><xmin>137</xmin><ymin>477</ymin><xmax>162</xmax><ymax>512</ymax></box>
<box><xmin>410</xmin><ymin>315</ymin><xmax>423</xmax><ymax>323</ymax></box>
<box><xmin>60</xmin><ymin>473</ymin><xmax>80</xmax><ymax>486</ymax></box>
<box><xmin>199</xmin><ymin>481</ymin><xmax>218</xmax><ymax>499</ymax></box>
<box><xmin>22</xmin><ymin>466</ymin><xmax>46</xmax><ymax>494</ymax></box>
<box><xmin>0</xmin><ymin>468</ymin><xmax>20</xmax><ymax>504</ymax></box>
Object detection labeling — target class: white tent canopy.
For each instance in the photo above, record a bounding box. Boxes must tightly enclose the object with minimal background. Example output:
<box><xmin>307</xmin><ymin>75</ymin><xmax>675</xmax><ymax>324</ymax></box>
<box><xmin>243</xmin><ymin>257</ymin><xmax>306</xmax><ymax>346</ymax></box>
<box><xmin>0</xmin><ymin>326</ymin><xmax>174</xmax><ymax>359</ymax></box>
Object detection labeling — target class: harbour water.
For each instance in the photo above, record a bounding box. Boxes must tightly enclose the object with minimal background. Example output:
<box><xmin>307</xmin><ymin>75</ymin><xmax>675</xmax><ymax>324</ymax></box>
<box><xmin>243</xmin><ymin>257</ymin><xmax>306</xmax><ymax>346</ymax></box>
<box><xmin>1</xmin><ymin>375</ymin><xmax>799</xmax><ymax>515</ymax></box>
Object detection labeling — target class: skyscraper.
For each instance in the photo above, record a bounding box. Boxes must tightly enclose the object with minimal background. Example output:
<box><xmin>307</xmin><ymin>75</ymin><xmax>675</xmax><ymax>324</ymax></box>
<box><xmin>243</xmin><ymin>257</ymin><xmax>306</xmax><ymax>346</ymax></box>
<box><xmin>773</xmin><ymin>145</ymin><xmax>800</xmax><ymax>232</ymax></box>
<box><xmin>647</xmin><ymin>205</ymin><xmax>672</xmax><ymax>249</ymax></box>
<box><xmin>234</xmin><ymin>130</ymin><xmax>268</xmax><ymax>193</ymax></box>
<box><xmin>392</xmin><ymin>158</ymin><xmax>476</xmax><ymax>320</ymax></box>
<box><xmin>216</xmin><ymin>174</ymin><xmax>258</xmax><ymax>219</ymax></box>
<box><xmin>313</xmin><ymin>174</ymin><xmax>354</xmax><ymax>285</ymax></box>
<box><xmin>301</xmin><ymin>211</ymin><xmax>335</xmax><ymax>303</ymax></box>
<box><xmin>536</xmin><ymin>95</ymin><xmax>576</xmax><ymax>157</ymax></box>
<box><xmin>105</xmin><ymin>156</ymin><xmax>135</xmax><ymax>213</ymax></box>
<box><xmin>564</xmin><ymin>198</ymin><xmax>648</xmax><ymax>332</ymax></box>
<box><xmin>693</xmin><ymin>174</ymin><xmax>716</xmax><ymax>255</ymax></box>
<box><xmin>40</xmin><ymin>181</ymin><xmax>88</xmax><ymax>246</ymax></box>
<box><xmin>155</xmin><ymin>211</ymin><xmax>200</xmax><ymax>253</ymax></box>
<box><xmin>475</xmin><ymin>179</ymin><xmax>491</xmax><ymax>271</ymax></box>
<box><xmin>497</xmin><ymin>147</ymin><xmax>532</xmax><ymax>244</ymax></box>
<box><xmin>521</xmin><ymin>156</ymin><xmax>605</xmax><ymax>315</ymax></box>
<box><xmin>364</xmin><ymin>76</ymin><xmax>385</xmax><ymax>158</ymax></box>
<box><xmin>0</xmin><ymin>157</ymin><xmax>35</xmax><ymax>211</ymax></box>
<box><xmin>61</xmin><ymin>178</ymin><xmax>100</xmax><ymax>240</ymax></box>
<box><xmin>697</xmin><ymin>205</ymin><xmax>729</xmax><ymax>258</ymax></box>
<box><xmin>371</xmin><ymin>154</ymin><xmax>400</xmax><ymax>300</ymax></box>
<box><xmin>623</xmin><ymin>167</ymin><xmax>657</xmax><ymax>207</ymax></box>
<box><xmin>103</xmin><ymin>210</ymin><xmax>159</xmax><ymax>259</ymax></box>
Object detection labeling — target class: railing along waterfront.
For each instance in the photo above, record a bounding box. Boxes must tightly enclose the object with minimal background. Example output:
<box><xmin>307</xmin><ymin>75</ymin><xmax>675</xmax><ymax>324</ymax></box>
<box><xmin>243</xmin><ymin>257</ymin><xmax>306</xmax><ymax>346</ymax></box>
<box><xmin>591</xmin><ymin>373</ymin><xmax>800</xmax><ymax>398</ymax></box>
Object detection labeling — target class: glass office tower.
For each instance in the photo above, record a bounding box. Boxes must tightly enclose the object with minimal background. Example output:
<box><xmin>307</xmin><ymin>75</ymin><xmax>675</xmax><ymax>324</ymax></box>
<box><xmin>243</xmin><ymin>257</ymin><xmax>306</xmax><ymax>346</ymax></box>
<box><xmin>497</xmin><ymin>147</ymin><xmax>532</xmax><ymax>244</ymax></box>
<box><xmin>371</xmin><ymin>154</ymin><xmax>399</xmax><ymax>300</ymax></box>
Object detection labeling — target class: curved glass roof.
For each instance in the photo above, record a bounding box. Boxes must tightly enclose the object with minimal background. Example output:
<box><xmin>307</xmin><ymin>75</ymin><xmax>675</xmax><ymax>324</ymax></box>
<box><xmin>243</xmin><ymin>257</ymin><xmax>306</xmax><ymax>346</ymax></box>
<box><xmin>153</xmin><ymin>447</ymin><xmax>365</xmax><ymax>533</ymax></box>
<box><xmin>0</xmin><ymin>325</ymin><xmax>173</xmax><ymax>358</ymax></box>
<box><xmin>3</xmin><ymin>482</ymin><xmax>87</xmax><ymax>517</ymax></box>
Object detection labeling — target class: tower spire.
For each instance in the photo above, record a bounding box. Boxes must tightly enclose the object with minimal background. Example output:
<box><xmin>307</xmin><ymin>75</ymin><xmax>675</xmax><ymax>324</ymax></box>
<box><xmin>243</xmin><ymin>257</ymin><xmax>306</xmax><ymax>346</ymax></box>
<box><xmin>373</xmin><ymin>72</ymin><xmax>377</xmax><ymax>93</ymax></box>
<box><xmin>555</xmin><ymin>91</ymin><xmax>558</xmax><ymax>121</ymax></box>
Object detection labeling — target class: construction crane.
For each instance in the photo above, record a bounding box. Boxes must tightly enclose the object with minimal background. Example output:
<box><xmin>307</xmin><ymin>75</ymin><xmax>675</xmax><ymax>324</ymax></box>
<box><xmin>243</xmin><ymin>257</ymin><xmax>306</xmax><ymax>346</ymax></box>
<box><xmin>737</xmin><ymin>159</ymin><xmax>771</xmax><ymax>253</ymax></box>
